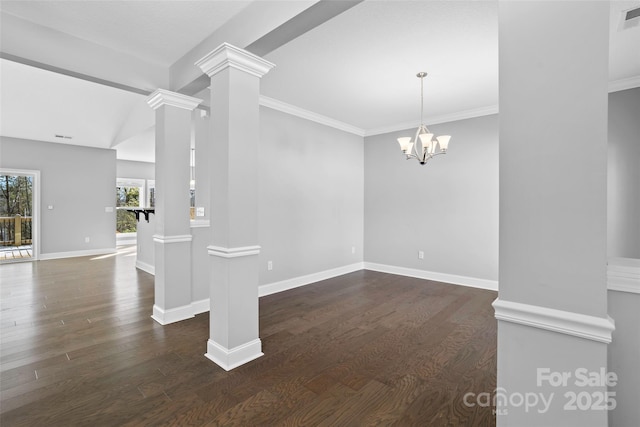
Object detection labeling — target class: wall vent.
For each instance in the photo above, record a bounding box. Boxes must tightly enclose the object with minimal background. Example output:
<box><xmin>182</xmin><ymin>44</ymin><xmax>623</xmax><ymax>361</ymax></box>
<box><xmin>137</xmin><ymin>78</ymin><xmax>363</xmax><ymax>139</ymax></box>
<box><xmin>620</xmin><ymin>6</ymin><xmax>640</xmax><ymax>30</ymax></box>
<box><xmin>54</xmin><ymin>134</ymin><xmax>73</xmax><ymax>139</ymax></box>
<box><xmin>625</xmin><ymin>7</ymin><xmax>640</xmax><ymax>21</ymax></box>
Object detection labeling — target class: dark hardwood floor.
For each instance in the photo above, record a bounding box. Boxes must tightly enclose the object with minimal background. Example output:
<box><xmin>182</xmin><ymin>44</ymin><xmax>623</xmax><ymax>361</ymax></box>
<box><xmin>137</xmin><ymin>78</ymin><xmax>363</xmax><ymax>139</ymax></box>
<box><xmin>0</xmin><ymin>247</ymin><xmax>497</xmax><ymax>426</ymax></box>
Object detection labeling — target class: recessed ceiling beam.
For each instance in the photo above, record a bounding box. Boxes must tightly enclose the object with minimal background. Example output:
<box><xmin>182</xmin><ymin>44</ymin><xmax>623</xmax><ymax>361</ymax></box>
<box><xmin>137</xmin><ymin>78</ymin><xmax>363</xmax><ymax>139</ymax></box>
<box><xmin>0</xmin><ymin>52</ymin><xmax>151</xmax><ymax>96</ymax></box>
<box><xmin>245</xmin><ymin>0</ymin><xmax>364</xmax><ymax>57</ymax></box>
<box><xmin>178</xmin><ymin>0</ymin><xmax>364</xmax><ymax>96</ymax></box>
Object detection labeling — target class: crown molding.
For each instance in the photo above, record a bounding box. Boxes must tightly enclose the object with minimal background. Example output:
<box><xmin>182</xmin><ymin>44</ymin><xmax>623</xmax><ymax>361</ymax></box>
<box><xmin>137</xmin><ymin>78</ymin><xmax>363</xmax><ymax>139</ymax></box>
<box><xmin>492</xmin><ymin>298</ymin><xmax>615</xmax><ymax>344</ymax></box>
<box><xmin>364</xmin><ymin>105</ymin><xmax>499</xmax><ymax>137</ymax></box>
<box><xmin>608</xmin><ymin>75</ymin><xmax>640</xmax><ymax>93</ymax></box>
<box><xmin>195</xmin><ymin>42</ymin><xmax>275</xmax><ymax>79</ymax></box>
<box><xmin>146</xmin><ymin>89</ymin><xmax>202</xmax><ymax>111</ymax></box>
<box><xmin>259</xmin><ymin>96</ymin><xmax>366</xmax><ymax>136</ymax></box>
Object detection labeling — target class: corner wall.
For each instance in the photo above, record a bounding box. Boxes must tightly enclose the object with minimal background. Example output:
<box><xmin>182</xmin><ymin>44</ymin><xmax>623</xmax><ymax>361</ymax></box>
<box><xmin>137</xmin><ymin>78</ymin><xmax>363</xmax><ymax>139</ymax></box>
<box><xmin>363</xmin><ymin>114</ymin><xmax>499</xmax><ymax>288</ymax></box>
<box><xmin>258</xmin><ymin>107</ymin><xmax>364</xmax><ymax>293</ymax></box>
<box><xmin>0</xmin><ymin>137</ymin><xmax>116</xmax><ymax>257</ymax></box>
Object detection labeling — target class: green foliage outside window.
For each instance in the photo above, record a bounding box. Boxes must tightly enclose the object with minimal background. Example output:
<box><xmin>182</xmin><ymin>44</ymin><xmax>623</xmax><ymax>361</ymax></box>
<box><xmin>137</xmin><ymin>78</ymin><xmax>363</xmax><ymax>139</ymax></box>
<box><xmin>1</xmin><ymin>175</ymin><xmax>33</xmax><ymax>244</ymax></box>
<box><xmin>116</xmin><ymin>187</ymin><xmax>140</xmax><ymax>233</ymax></box>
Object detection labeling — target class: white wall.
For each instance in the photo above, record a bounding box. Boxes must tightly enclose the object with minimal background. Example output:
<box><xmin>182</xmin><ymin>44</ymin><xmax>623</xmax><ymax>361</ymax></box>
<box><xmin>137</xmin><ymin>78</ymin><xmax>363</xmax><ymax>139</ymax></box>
<box><xmin>608</xmin><ymin>87</ymin><xmax>640</xmax><ymax>259</ymax></box>
<box><xmin>116</xmin><ymin>159</ymin><xmax>155</xmax><ymax>181</ymax></box>
<box><xmin>363</xmin><ymin>114</ymin><xmax>499</xmax><ymax>286</ymax></box>
<box><xmin>258</xmin><ymin>107</ymin><xmax>364</xmax><ymax>286</ymax></box>
<box><xmin>0</xmin><ymin>136</ymin><xmax>116</xmax><ymax>257</ymax></box>
<box><xmin>608</xmin><ymin>284</ymin><xmax>640</xmax><ymax>427</ymax></box>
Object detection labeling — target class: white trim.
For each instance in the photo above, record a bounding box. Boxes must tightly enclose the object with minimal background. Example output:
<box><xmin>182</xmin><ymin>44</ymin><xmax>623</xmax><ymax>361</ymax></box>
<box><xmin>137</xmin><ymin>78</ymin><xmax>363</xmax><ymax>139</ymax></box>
<box><xmin>492</xmin><ymin>298</ymin><xmax>615</xmax><ymax>344</ymax></box>
<box><xmin>151</xmin><ymin>304</ymin><xmax>194</xmax><ymax>325</ymax></box>
<box><xmin>205</xmin><ymin>338</ymin><xmax>263</xmax><ymax>371</ymax></box>
<box><xmin>135</xmin><ymin>260</ymin><xmax>155</xmax><ymax>275</ymax></box>
<box><xmin>146</xmin><ymin>89</ymin><xmax>202</xmax><ymax>111</ymax></box>
<box><xmin>259</xmin><ymin>96</ymin><xmax>366</xmax><ymax>136</ymax></box>
<box><xmin>40</xmin><ymin>248</ymin><xmax>116</xmax><ymax>260</ymax></box>
<box><xmin>364</xmin><ymin>105</ymin><xmax>499</xmax><ymax>137</ymax></box>
<box><xmin>190</xmin><ymin>219</ymin><xmax>210</xmax><ymax>228</ymax></box>
<box><xmin>191</xmin><ymin>298</ymin><xmax>210</xmax><ymax>315</ymax></box>
<box><xmin>196</xmin><ymin>42</ymin><xmax>275</xmax><ymax>78</ymax></box>
<box><xmin>608</xmin><ymin>75</ymin><xmax>640</xmax><ymax>93</ymax></box>
<box><xmin>207</xmin><ymin>245</ymin><xmax>261</xmax><ymax>258</ymax></box>
<box><xmin>116</xmin><ymin>232</ymin><xmax>137</xmax><ymax>246</ymax></box>
<box><xmin>608</xmin><ymin>257</ymin><xmax>640</xmax><ymax>294</ymax></box>
<box><xmin>363</xmin><ymin>262</ymin><xmax>498</xmax><ymax>291</ymax></box>
<box><xmin>153</xmin><ymin>234</ymin><xmax>193</xmax><ymax>244</ymax></box>
<box><xmin>259</xmin><ymin>262</ymin><xmax>364</xmax><ymax>297</ymax></box>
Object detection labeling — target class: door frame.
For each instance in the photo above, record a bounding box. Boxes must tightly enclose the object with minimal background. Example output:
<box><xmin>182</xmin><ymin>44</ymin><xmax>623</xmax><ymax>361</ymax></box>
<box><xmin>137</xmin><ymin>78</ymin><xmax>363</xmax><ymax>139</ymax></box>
<box><xmin>0</xmin><ymin>168</ymin><xmax>40</xmax><ymax>261</ymax></box>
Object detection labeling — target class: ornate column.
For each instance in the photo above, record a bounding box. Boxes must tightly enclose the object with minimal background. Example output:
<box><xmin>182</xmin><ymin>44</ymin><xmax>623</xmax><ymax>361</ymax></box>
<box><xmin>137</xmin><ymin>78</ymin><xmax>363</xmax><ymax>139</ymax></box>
<box><xmin>494</xmin><ymin>2</ymin><xmax>614</xmax><ymax>426</ymax></box>
<box><xmin>146</xmin><ymin>89</ymin><xmax>202</xmax><ymax>324</ymax></box>
<box><xmin>196</xmin><ymin>43</ymin><xmax>274</xmax><ymax>370</ymax></box>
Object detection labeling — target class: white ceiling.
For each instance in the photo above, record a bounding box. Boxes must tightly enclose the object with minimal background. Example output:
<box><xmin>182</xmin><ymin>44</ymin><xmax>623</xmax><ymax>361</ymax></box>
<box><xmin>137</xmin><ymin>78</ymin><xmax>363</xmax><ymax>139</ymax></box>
<box><xmin>1</xmin><ymin>0</ymin><xmax>639</xmax><ymax>163</ymax></box>
<box><xmin>0</xmin><ymin>0</ymin><xmax>252</xmax><ymax>66</ymax></box>
<box><xmin>0</xmin><ymin>58</ymin><xmax>149</xmax><ymax>149</ymax></box>
<box><xmin>262</xmin><ymin>1</ymin><xmax>499</xmax><ymax>131</ymax></box>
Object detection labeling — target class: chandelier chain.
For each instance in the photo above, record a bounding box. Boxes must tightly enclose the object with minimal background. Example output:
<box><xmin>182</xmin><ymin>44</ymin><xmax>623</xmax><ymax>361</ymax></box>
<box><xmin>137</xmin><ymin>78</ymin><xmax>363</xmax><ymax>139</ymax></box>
<box><xmin>420</xmin><ymin>74</ymin><xmax>424</xmax><ymax>126</ymax></box>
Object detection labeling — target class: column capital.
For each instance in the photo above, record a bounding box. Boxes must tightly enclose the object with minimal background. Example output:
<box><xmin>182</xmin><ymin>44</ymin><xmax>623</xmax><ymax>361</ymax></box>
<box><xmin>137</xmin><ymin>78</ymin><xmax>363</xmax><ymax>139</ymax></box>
<box><xmin>195</xmin><ymin>42</ymin><xmax>275</xmax><ymax>79</ymax></box>
<box><xmin>147</xmin><ymin>89</ymin><xmax>202</xmax><ymax>111</ymax></box>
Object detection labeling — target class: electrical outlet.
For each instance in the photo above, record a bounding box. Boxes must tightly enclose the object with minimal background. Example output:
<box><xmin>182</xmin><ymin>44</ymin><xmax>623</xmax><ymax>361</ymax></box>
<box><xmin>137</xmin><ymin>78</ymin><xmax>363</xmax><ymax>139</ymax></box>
<box><xmin>85</xmin><ymin>237</ymin><xmax>91</xmax><ymax>243</ymax></box>
<box><xmin>418</xmin><ymin>251</ymin><xmax>424</xmax><ymax>259</ymax></box>
<box><xmin>351</xmin><ymin>246</ymin><xmax>356</xmax><ymax>254</ymax></box>
<box><xmin>267</xmin><ymin>261</ymin><xmax>273</xmax><ymax>271</ymax></box>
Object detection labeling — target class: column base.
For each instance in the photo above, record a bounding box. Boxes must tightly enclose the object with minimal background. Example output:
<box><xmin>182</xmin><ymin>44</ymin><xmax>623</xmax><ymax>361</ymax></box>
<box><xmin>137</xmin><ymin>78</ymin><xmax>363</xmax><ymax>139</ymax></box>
<box><xmin>151</xmin><ymin>304</ymin><xmax>195</xmax><ymax>325</ymax></box>
<box><xmin>204</xmin><ymin>338</ymin><xmax>263</xmax><ymax>371</ymax></box>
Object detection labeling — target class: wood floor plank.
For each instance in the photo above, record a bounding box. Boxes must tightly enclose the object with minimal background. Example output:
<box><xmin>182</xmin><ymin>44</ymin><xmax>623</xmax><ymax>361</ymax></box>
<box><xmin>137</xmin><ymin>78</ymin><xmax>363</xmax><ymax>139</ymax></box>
<box><xmin>0</xmin><ymin>248</ymin><xmax>497</xmax><ymax>425</ymax></box>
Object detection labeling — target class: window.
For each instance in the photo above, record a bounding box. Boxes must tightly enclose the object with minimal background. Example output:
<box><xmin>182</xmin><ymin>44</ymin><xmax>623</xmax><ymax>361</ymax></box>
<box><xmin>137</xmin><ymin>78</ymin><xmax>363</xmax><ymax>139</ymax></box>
<box><xmin>116</xmin><ymin>178</ymin><xmax>145</xmax><ymax>234</ymax></box>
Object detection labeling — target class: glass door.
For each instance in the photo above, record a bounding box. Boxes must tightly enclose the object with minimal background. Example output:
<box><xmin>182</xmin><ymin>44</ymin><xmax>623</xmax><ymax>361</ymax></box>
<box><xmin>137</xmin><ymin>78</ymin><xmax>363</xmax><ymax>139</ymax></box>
<box><xmin>0</xmin><ymin>170</ymin><xmax>37</xmax><ymax>261</ymax></box>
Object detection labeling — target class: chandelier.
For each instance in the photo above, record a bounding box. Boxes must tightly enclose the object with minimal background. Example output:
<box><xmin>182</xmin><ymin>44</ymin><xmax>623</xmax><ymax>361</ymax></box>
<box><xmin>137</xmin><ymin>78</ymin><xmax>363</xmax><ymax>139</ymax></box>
<box><xmin>397</xmin><ymin>72</ymin><xmax>451</xmax><ymax>165</ymax></box>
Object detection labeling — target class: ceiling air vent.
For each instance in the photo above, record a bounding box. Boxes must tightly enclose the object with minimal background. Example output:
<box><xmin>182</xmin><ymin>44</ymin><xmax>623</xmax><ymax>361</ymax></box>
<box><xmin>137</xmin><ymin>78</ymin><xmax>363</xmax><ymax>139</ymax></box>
<box><xmin>625</xmin><ymin>7</ymin><xmax>640</xmax><ymax>21</ymax></box>
<box><xmin>620</xmin><ymin>6</ymin><xmax>640</xmax><ymax>30</ymax></box>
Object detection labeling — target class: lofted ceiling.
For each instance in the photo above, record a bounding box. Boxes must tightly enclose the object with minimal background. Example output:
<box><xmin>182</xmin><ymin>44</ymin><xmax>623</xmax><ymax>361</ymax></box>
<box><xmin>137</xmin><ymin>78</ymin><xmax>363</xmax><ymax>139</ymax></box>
<box><xmin>1</xmin><ymin>0</ymin><xmax>639</xmax><ymax>164</ymax></box>
<box><xmin>0</xmin><ymin>0</ymin><xmax>252</xmax><ymax>67</ymax></box>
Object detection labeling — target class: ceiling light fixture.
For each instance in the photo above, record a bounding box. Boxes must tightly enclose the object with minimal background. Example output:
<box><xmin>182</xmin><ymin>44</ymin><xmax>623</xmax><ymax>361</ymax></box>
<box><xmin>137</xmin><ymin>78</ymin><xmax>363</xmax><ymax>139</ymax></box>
<box><xmin>397</xmin><ymin>72</ymin><xmax>451</xmax><ymax>165</ymax></box>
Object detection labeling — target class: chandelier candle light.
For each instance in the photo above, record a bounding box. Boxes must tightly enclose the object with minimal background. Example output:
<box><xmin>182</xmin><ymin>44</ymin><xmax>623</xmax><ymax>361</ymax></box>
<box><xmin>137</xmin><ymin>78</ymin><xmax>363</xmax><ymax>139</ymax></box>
<box><xmin>397</xmin><ymin>72</ymin><xmax>451</xmax><ymax>165</ymax></box>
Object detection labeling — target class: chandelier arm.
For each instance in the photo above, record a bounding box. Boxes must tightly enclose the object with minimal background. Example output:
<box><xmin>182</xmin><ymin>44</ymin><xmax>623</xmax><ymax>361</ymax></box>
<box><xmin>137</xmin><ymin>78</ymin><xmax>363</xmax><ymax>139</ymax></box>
<box><xmin>411</xmin><ymin>126</ymin><xmax>422</xmax><ymax>159</ymax></box>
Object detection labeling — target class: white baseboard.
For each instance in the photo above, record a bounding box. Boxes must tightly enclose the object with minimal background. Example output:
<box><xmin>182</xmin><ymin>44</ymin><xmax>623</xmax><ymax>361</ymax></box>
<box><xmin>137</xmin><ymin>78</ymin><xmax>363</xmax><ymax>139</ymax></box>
<box><xmin>191</xmin><ymin>298</ymin><xmax>210</xmax><ymax>315</ymax></box>
<box><xmin>493</xmin><ymin>298</ymin><xmax>615</xmax><ymax>344</ymax></box>
<box><xmin>151</xmin><ymin>304</ymin><xmax>195</xmax><ymax>325</ymax></box>
<box><xmin>135</xmin><ymin>260</ymin><xmax>155</xmax><ymax>275</ymax></box>
<box><xmin>116</xmin><ymin>237</ymin><xmax>137</xmax><ymax>246</ymax></box>
<box><xmin>259</xmin><ymin>262</ymin><xmax>364</xmax><ymax>297</ymax></box>
<box><xmin>147</xmin><ymin>262</ymin><xmax>498</xmax><ymax>324</ymax></box>
<box><xmin>363</xmin><ymin>262</ymin><xmax>499</xmax><ymax>291</ymax></box>
<box><xmin>608</xmin><ymin>257</ymin><xmax>640</xmax><ymax>294</ymax></box>
<box><xmin>205</xmin><ymin>338</ymin><xmax>263</xmax><ymax>371</ymax></box>
<box><xmin>40</xmin><ymin>248</ymin><xmax>116</xmax><ymax>261</ymax></box>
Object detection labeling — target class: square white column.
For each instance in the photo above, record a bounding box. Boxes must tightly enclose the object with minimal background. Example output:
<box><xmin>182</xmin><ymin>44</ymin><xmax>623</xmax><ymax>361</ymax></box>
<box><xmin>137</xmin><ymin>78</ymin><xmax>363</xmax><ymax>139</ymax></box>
<box><xmin>495</xmin><ymin>2</ymin><xmax>614</xmax><ymax>426</ymax></box>
<box><xmin>196</xmin><ymin>43</ymin><xmax>275</xmax><ymax>370</ymax></box>
<box><xmin>147</xmin><ymin>89</ymin><xmax>202</xmax><ymax>325</ymax></box>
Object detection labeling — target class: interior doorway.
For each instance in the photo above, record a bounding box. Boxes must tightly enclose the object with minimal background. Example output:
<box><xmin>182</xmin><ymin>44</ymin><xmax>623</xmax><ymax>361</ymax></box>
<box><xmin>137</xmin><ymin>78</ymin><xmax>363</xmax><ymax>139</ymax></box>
<box><xmin>0</xmin><ymin>169</ymin><xmax>39</xmax><ymax>262</ymax></box>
